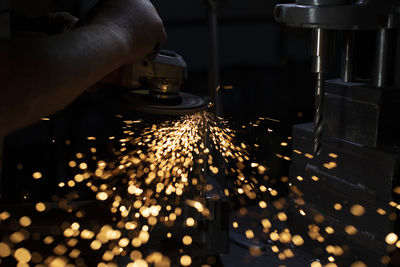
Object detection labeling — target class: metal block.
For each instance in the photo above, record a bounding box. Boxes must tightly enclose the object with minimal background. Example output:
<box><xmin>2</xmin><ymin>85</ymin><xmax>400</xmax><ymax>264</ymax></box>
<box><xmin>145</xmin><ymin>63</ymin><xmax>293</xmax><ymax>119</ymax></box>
<box><xmin>292</xmin><ymin>123</ymin><xmax>400</xmax><ymax>202</ymax></box>
<box><xmin>324</xmin><ymin>80</ymin><xmax>400</xmax><ymax>147</ymax></box>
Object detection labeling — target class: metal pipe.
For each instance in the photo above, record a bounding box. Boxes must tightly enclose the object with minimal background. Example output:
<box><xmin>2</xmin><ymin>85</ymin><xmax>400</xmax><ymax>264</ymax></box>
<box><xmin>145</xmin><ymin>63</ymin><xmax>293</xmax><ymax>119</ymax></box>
<box><xmin>206</xmin><ymin>0</ymin><xmax>221</xmax><ymax>115</ymax></box>
<box><xmin>341</xmin><ymin>31</ymin><xmax>355</xmax><ymax>82</ymax></box>
<box><xmin>373</xmin><ymin>28</ymin><xmax>394</xmax><ymax>88</ymax></box>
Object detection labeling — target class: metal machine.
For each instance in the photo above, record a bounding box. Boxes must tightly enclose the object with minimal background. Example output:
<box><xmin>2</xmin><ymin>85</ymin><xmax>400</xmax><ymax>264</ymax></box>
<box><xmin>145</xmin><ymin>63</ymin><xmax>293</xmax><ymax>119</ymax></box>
<box><xmin>275</xmin><ymin>0</ymin><xmax>400</xmax><ymax>266</ymax></box>
<box><xmin>275</xmin><ymin>0</ymin><xmax>400</xmax><ymax>154</ymax></box>
<box><xmin>103</xmin><ymin>50</ymin><xmax>208</xmax><ymax>116</ymax></box>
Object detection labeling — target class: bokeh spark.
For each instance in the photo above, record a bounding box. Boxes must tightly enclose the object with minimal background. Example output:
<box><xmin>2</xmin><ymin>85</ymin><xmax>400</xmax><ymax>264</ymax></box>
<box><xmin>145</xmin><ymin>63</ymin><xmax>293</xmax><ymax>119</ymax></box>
<box><xmin>0</xmin><ymin>111</ymin><xmax>399</xmax><ymax>266</ymax></box>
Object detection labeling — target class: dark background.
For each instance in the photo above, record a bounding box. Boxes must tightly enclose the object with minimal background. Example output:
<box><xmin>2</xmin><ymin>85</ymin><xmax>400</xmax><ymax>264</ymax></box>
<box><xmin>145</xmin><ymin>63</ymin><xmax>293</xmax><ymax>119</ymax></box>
<box><xmin>153</xmin><ymin>0</ymin><xmax>314</xmax><ymax>124</ymax></box>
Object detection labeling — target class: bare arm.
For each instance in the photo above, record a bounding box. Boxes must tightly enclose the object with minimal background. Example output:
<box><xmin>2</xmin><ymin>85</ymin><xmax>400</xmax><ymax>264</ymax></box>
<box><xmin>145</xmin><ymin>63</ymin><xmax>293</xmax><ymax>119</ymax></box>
<box><xmin>0</xmin><ymin>0</ymin><xmax>166</xmax><ymax>136</ymax></box>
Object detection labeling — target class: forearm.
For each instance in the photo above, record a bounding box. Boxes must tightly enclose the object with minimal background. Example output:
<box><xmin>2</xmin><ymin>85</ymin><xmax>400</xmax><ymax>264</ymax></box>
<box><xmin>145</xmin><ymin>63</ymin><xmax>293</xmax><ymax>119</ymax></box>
<box><xmin>0</xmin><ymin>24</ymin><xmax>130</xmax><ymax>135</ymax></box>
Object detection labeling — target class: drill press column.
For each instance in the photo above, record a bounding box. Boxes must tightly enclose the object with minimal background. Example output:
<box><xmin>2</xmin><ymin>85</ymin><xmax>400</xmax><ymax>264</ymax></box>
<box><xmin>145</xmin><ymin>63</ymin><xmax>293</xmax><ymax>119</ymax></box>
<box><xmin>372</xmin><ymin>28</ymin><xmax>395</xmax><ymax>89</ymax></box>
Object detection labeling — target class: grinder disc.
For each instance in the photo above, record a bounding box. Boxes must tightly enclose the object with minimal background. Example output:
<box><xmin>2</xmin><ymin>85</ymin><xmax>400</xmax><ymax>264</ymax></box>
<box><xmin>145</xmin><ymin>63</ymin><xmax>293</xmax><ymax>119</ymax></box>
<box><xmin>124</xmin><ymin>90</ymin><xmax>208</xmax><ymax>116</ymax></box>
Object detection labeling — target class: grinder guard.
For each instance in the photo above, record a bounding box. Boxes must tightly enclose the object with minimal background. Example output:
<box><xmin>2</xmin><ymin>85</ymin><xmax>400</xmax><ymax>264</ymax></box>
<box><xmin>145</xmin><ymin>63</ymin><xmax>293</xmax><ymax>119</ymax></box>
<box><xmin>104</xmin><ymin>50</ymin><xmax>207</xmax><ymax>115</ymax></box>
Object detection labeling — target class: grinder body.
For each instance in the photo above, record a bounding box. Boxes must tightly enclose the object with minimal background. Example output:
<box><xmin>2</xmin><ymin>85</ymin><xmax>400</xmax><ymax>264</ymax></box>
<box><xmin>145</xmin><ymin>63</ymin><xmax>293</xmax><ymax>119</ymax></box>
<box><xmin>103</xmin><ymin>50</ymin><xmax>207</xmax><ymax>116</ymax></box>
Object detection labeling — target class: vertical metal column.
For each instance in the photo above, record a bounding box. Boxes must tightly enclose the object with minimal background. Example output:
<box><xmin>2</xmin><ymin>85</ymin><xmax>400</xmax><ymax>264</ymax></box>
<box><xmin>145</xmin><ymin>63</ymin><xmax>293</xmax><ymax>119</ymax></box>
<box><xmin>373</xmin><ymin>28</ymin><xmax>395</xmax><ymax>88</ymax></box>
<box><xmin>394</xmin><ymin>30</ymin><xmax>400</xmax><ymax>88</ymax></box>
<box><xmin>206</xmin><ymin>0</ymin><xmax>221</xmax><ymax>115</ymax></box>
<box><xmin>341</xmin><ymin>31</ymin><xmax>355</xmax><ymax>82</ymax></box>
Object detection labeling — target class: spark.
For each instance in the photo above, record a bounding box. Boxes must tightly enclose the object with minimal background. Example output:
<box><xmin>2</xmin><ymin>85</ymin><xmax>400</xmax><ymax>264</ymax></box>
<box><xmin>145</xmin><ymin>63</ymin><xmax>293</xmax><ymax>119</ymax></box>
<box><xmin>385</xmin><ymin>233</ymin><xmax>398</xmax><ymax>245</ymax></box>
<box><xmin>32</xmin><ymin>172</ymin><xmax>42</xmax><ymax>179</ymax></box>
<box><xmin>6</xmin><ymin>109</ymin><xmax>388</xmax><ymax>266</ymax></box>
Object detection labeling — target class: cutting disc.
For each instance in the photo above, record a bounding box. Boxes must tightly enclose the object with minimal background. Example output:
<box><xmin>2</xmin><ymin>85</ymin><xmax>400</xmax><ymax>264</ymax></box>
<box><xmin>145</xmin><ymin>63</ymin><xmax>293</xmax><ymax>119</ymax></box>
<box><xmin>124</xmin><ymin>90</ymin><xmax>208</xmax><ymax>116</ymax></box>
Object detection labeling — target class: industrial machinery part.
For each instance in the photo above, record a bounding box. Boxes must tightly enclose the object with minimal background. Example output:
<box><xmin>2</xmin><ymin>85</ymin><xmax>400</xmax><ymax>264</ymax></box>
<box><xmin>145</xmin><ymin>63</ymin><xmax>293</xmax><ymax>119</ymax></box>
<box><xmin>205</xmin><ymin>0</ymin><xmax>221</xmax><ymax>115</ymax></box>
<box><xmin>125</xmin><ymin>91</ymin><xmax>208</xmax><ymax>116</ymax></box>
<box><xmin>275</xmin><ymin>0</ymin><xmax>400</xmax><ymax>265</ymax></box>
<box><xmin>275</xmin><ymin>0</ymin><xmax>400</xmax><ymax>154</ymax></box>
<box><xmin>124</xmin><ymin>50</ymin><xmax>188</xmax><ymax>100</ymax></box>
<box><xmin>106</xmin><ymin>50</ymin><xmax>207</xmax><ymax>116</ymax></box>
<box><xmin>274</xmin><ymin>0</ymin><xmax>400</xmax><ymax>30</ymax></box>
<box><xmin>311</xmin><ymin>28</ymin><xmax>331</xmax><ymax>154</ymax></box>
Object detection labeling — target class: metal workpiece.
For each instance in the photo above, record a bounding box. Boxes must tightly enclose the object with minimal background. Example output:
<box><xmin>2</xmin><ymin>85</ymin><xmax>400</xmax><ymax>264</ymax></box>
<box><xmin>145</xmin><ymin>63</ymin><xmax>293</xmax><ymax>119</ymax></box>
<box><xmin>274</xmin><ymin>0</ymin><xmax>400</xmax><ymax>30</ymax></box>
<box><xmin>340</xmin><ymin>31</ymin><xmax>355</xmax><ymax>82</ymax></box>
<box><xmin>322</xmin><ymin>80</ymin><xmax>400</xmax><ymax>147</ymax></box>
<box><xmin>372</xmin><ymin>28</ymin><xmax>395</xmax><ymax>88</ymax></box>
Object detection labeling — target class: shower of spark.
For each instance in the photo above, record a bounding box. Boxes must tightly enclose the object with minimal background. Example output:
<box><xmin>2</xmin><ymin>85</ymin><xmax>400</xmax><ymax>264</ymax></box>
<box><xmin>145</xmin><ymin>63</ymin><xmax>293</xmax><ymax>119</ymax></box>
<box><xmin>0</xmin><ymin>111</ymin><xmax>274</xmax><ymax>266</ymax></box>
<box><xmin>0</xmin><ymin>111</ymin><xmax>398</xmax><ymax>267</ymax></box>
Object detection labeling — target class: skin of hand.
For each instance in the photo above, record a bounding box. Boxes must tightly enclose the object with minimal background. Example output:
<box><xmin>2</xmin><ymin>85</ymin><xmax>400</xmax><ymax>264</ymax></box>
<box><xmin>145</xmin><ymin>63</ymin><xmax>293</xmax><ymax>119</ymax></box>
<box><xmin>88</xmin><ymin>0</ymin><xmax>167</xmax><ymax>63</ymax></box>
<box><xmin>0</xmin><ymin>0</ymin><xmax>166</xmax><ymax>136</ymax></box>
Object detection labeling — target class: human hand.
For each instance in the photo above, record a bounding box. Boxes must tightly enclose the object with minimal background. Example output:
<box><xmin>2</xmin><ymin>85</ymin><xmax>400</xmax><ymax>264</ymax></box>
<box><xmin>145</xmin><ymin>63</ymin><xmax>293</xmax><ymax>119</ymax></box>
<box><xmin>89</xmin><ymin>0</ymin><xmax>166</xmax><ymax>63</ymax></box>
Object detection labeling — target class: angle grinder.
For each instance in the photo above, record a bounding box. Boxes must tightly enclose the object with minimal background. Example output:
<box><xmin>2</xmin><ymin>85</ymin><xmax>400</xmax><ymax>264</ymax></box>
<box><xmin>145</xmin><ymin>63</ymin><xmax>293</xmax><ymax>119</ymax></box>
<box><xmin>103</xmin><ymin>50</ymin><xmax>208</xmax><ymax>116</ymax></box>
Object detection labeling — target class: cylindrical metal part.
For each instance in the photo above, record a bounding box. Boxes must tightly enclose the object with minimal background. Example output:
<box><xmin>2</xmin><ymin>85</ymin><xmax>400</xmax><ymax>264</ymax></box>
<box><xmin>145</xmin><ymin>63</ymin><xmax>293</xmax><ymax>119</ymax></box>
<box><xmin>311</xmin><ymin>28</ymin><xmax>331</xmax><ymax>74</ymax></box>
<box><xmin>341</xmin><ymin>31</ymin><xmax>355</xmax><ymax>82</ymax></box>
<box><xmin>313</xmin><ymin>73</ymin><xmax>324</xmax><ymax>155</ymax></box>
<box><xmin>207</xmin><ymin>0</ymin><xmax>221</xmax><ymax>115</ymax></box>
<box><xmin>296</xmin><ymin>0</ymin><xmax>349</xmax><ymax>5</ymax></box>
<box><xmin>394</xmin><ymin>30</ymin><xmax>400</xmax><ymax>88</ymax></box>
<box><xmin>311</xmin><ymin>28</ymin><xmax>329</xmax><ymax>155</ymax></box>
<box><xmin>372</xmin><ymin>28</ymin><xmax>395</xmax><ymax>88</ymax></box>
